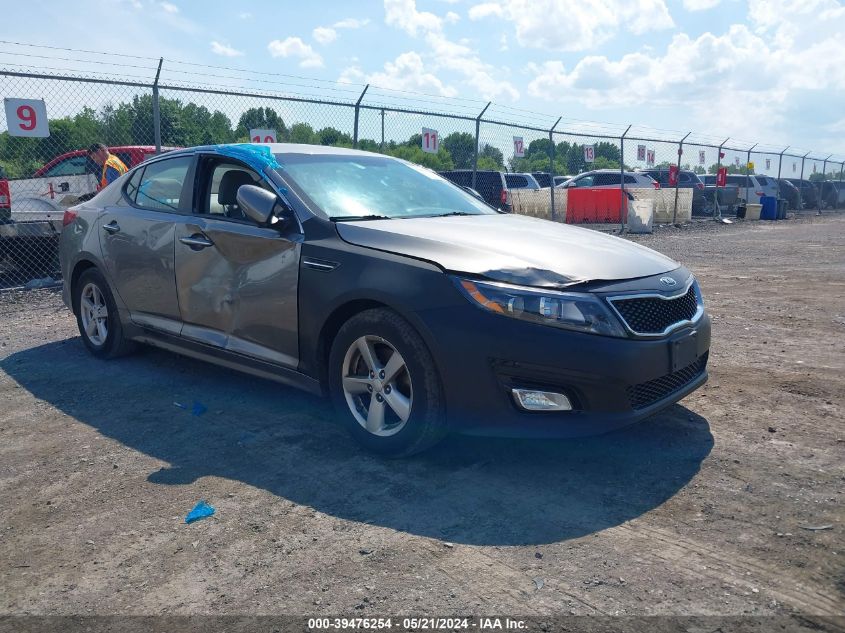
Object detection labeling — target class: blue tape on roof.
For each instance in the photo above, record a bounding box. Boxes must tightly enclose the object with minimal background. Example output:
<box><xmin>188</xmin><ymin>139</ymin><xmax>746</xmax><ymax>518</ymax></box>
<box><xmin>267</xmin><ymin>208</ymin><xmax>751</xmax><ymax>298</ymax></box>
<box><xmin>216</xmin><ymin>144</ymin><xmax>281</xmax><ymax>171</ymax></box>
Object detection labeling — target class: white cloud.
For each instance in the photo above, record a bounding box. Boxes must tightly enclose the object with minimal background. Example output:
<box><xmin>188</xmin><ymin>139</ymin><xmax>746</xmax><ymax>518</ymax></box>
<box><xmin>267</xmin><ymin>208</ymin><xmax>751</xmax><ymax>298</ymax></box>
<box><xmin>313</xmin><ymin>27</ymin><xmax>337</xmax><ymax>44</ymax></box>
<box><xmin>210</xmin><ymin>41</ymin><xmax>244</xmax><ymax>57</ymax></box>
<box><xmin>267</xmin><ymin>37</ymin><xmax>324</xmax><ymax>68</ymax></box>
<box><xmin>333</xmin><ymin>17</ymin><xmax>371</xmax><ymax>29</ymax></box>
<box><xmin>384</xmin><ymin>0</ymin><xmax>443</xmax><ymax>35</ymax></box>
<box><xmin>526</xmin><ymin>5</ymin><xmax>845</xmax><ymax>145</ymax></box>
<box><xmin>682</xmin><ymin>0</ymin><xmax>722</xmax><ymax>10</ymax></box>
<box><xmin>339</xmin><ymin>51</ymin><xmax>457</xmax><ymax>97</ymax></box>
<box><xmin>238</xmin><ymin>11</ymin><xmax>252</xmax><ymax>19</ymax></box>
<box><xmin>445</xmin><ymin>11</ymin><xmax>461</xmax><ymax>23</ymax></box>
<box><xmin>425</xmin><ymin>32</ymin><xmax>519</xmax><ymax>100</ymax></box>
<box><xmin>160</xmin><ymin>1</ymin><xmax>178</xmax><ymax>13</ymax></box>
<box><xmin>468</xmin><ymin>0</ymin><xmax>674</xmax><ymax>51</ymax></box>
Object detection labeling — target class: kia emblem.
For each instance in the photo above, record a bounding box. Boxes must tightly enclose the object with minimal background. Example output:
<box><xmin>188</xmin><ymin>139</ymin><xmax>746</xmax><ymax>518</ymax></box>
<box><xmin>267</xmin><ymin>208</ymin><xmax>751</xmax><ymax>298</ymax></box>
<box><xmin>659</xmin><ymin>277</ymin><xmax>677</xmax><ymax>287</ymax></box>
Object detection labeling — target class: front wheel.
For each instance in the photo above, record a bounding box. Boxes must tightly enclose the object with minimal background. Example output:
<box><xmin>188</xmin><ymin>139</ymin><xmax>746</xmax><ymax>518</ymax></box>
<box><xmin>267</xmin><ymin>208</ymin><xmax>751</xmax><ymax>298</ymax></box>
<box><xmin>328</xmin><ymin>308</ymin><xmax>446</xmax><ymax>457</ymax></box>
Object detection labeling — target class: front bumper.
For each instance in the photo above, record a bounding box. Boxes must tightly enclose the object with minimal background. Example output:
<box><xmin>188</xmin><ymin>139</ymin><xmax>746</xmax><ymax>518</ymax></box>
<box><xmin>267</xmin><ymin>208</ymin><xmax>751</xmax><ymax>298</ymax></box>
<box><xmin>417</xmin><ymin>303</ymin><xmax>710</xmax><ymax>438</ymax></box>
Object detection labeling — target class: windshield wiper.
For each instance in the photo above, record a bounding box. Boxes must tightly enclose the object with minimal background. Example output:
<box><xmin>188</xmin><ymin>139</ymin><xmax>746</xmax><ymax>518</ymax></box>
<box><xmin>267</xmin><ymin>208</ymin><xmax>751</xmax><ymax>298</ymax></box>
<box><xmin>330</xmin><ymin>214</ymin><xmax>392</xmax><ymax>222</ymax></box>
<box><xmin>415</xmin><ymin>211</ymin><xmax>478</xmax><ymax>218</ymax></box>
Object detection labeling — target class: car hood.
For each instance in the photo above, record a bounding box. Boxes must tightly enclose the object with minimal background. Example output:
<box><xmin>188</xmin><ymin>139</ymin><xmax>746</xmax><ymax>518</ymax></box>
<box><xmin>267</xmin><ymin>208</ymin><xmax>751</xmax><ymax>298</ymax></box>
<box><xmin>335</xmin><ymin>213</ymin><xmax>679</xmax><ymax>288</ymax></box>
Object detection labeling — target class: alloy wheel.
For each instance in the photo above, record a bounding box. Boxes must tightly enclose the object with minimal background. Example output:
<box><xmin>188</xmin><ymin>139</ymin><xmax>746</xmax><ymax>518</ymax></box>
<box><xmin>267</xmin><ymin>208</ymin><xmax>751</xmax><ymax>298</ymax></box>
<box><xmin>80</xmin><ymin>282</ymin><xmax>109</xmax><ymax>346</ymax></box>
<box><xmin>341</xmin><ymin>335</ymin><xmax>413</xmax><ymax>437</ymax></box>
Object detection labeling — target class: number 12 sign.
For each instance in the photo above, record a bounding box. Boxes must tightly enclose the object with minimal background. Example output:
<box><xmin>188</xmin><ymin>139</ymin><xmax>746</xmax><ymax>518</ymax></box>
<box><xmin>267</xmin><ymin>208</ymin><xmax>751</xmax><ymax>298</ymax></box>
<box><xmin>4</xmin><ymin>98</ymin><xmax>50</xmax><ymax>137</ymax></box>
<box><xmin>421</xmin><ymin>127</ymin><xmax>439</xmax><ymax>154</ymax></box>
<box><xmin>513</xmin><ymin>136</ymin><xmax>525</xmax><ymax>158</ymax></box>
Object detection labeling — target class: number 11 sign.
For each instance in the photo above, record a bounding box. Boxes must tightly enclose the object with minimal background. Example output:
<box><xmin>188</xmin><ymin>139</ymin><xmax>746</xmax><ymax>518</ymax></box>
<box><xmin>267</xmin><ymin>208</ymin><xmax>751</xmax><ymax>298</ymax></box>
<box><xmin>421</xmin><ymin>127</ymin><xmax>439</xmax><ymax>154</ymax></box>
<box><xmin>4</xmin><ymin>98</ymin><xmax>50</xmax><ymax>137</ymax></box>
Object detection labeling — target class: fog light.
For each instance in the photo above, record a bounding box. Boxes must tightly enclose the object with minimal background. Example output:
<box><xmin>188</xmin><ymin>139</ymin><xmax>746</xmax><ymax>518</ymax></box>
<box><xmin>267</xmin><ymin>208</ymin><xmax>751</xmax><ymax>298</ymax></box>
<box><xmin>511</xmin><ymin>388</ymin><xmax>572</xmax><ymax>412</ymax></box>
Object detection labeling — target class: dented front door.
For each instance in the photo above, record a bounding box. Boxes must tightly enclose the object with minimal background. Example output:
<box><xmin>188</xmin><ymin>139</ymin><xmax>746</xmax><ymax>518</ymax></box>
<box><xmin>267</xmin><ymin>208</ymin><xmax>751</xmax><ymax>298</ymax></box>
<box><xmin>174</xmin><ymin>217</ymin><xmax>299</xmax><ymax>368</ymax></box>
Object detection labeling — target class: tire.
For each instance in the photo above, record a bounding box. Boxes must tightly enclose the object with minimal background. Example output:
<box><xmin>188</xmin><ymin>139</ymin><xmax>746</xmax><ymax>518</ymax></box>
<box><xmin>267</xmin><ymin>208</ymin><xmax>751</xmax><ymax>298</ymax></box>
<box><xmin>74</xmin><ymin>268</ymin><xmax>136</xmax><ymax>359</ymax></box>
<box><xmin>328</xmin><ymin>308</ymin><xmax>446</xmax><ymax>457</ymax></box>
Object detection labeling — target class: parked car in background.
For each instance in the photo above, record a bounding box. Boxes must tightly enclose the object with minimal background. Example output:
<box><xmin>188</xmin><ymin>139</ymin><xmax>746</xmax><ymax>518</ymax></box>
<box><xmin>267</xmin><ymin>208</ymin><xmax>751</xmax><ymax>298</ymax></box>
<box><xmin>553</xmin><ymin>175</ymin><xmax>572</xmax><ymax>186</ymax></box>
<box><xmin>437</xmin><ymin>169</ymin><xmax>511</xmax><ymax>212</ymax></box>
<box><xmin>505</xmin><ymin>173</ymin><xmax>541</xmax><ymax>190</ymax></box>
<box><xmin>557</xmin><ymin>170</ymin><xmax>659</xmax><ymax>190</ymax></box>
<box><xmin>818</xmin><ymin>181</ymin><xmax>845</xmax><ymax>209</ymax></box>
<box><xmin>60</xmin><ymin>142</ymin><xmax>710</xmax><ymax>456</ymax></box>
<box><xmin>776</xmin><ymin>178</ymin><xmax>801</xmax><ymax>210</ymax></box>
<box><xmin>724</xmin><ymin>174</ymin><xmax>779</xmax><ymax>205</ymax></box>
<box><xmin>786</xmin><ymin>179</ymin><xmax>819</xmax><ymax>208</ymax></box>
<box><xmin>531</xmin><ymin>172</ymin><xmax>553</xmax><ymax>188</ymax></box>
<box><xmin>700</xmin><ymin>175</ymin><xmax>741</xmax><ymax>215</ymax></box>
<box><xmin>645</xmin><ymin>169</ymin><xmax>706</xmax><ymax>215</ymax></box>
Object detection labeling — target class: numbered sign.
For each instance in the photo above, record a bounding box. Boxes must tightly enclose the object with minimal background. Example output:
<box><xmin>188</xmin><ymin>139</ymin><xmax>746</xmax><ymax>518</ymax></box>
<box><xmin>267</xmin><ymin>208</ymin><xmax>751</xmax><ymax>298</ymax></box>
<box><xmin>421</xmin><ymin>127</ymin><xmax>439</xmax><ymax>154</ymax></box>
<box><xmin>735</xmin><ymin>157</ymin><xmax>741</xmax><ymax>167</ymax></box>
<box><xmin>583</xmin><ymin>144</ymin><xmax>595</xmax><ymax>163</ymax></box>
<box><xmin>250</xmin><ymin>128</ymin><xmax>277</xmax><ymax>143</ymax></box>
<box><xmin>513</xmin><ymin>136</ymin><xmax>524</xmax><ymax>158</ymax></box>
<box><xmin>765</xmin><ymin>158</ymin><xmax>771</xmax><ymax>170</ymax></box>
<box><xmin>4</xmin><ymin>98</ymin><xmax>50</xmax><ymax>137</ymax></box>
<box><xmin>747</xmin><ymin>161</ymin><xmax>754</xmax><ymax>171</ymax></box>
<box><xmin>637</xmin><ymin>145</ymin><xmax>646</xmax><ymax>161</ymax></box>
<box><xmin>646</xmin><ymin>149</ymin><xmax>655</xmax><ymax>166</ymax></box>
<box><xmin>793</xmin><ymin>162</ymin><xmax>796</xmax><ymax>173</ymax></box>
<box><xmin>668</xmin><ymin>165</ymin><xmax>679</xmax><ymax>187</ymax></box>
<box><xmin>699</xmin><ymin>150</ymin><xmax>706</xmax><ymax>165</ymax></box>
<box><xmin>716</xmin><ymin>167</ymin><xmax>727</xmax><ymax>187</ymax></box>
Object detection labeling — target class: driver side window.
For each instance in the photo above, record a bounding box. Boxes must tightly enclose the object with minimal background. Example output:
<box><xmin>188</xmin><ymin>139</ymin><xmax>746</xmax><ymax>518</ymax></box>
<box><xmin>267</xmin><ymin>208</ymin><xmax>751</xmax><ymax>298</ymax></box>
<box><xmin>575</xmin><ymin>175</ymin><xmax>594</xmax><ymax>187</ymax></box>
<box><xmin>202</xmin><ymin>162</ymin><xmax>265</xmax><ymax>222</ymax></box>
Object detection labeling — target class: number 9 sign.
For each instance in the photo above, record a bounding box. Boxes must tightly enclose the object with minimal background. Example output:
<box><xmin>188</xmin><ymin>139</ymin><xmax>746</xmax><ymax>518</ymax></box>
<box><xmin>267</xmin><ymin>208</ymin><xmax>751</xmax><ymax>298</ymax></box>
<box><xmin>4</xmin><ymin>98</ymin><xmax>50</xmax><ymax>137</ymax></box>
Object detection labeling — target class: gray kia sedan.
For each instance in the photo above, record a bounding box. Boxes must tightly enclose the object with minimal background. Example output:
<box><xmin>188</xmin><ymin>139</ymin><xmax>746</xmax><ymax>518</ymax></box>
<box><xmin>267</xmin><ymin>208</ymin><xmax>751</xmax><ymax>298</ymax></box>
<box><xmin>60</xmin><ymin>143</ymin><xmax>710</xmax><ymax>456</ymax></box>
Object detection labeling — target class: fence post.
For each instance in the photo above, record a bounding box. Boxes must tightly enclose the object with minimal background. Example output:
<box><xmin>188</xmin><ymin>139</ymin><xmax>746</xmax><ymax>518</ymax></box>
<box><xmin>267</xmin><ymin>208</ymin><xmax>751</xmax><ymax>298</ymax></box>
<box><xmin>152</xmin><ymin>57</ymin><xmax>163</xmax><ymax>154</ymax></box>
<box><xmin>619</xmin><ymin>124</ymin><xmax>631</xmax><ymax>233</ymax></box>
<box><xmin>672</xmin><ymin>132</ymin><xmax>690</xmax><ymax>224</ymax></box>
<box><xmin>820</xmin><ymin>154</ymin><xmax>832</xmax><ymax>211</ymax></box>
<box><xmin>380</xmin><ymin>108</ymin><xmax>385</xmax><ymax>152</ymax></box>
<box><xmin>549</xmin><ymin>116</ymin><xmax>561</xmax><ymax>222</ymax></box>
<box><xmin>472</xmin><ymin>102</ymin><xmax>491</xmax><ymax>190</ymax></box>
<box><xmin>352</xmin><ymin>84</ymin><xmax>369</xmax><ymax>149</ymax></box>
<box><xmin>777</xmin><ymin>146</ymin><xmax>789</xmax><ymax>181</ymax></box>
<box><xmin>744</xmin><ymin>143</ymin><xmax>757</xmax><ymax>212</ymax></box>
<box><xmin>714</xmin><ymin>137</ymin><xmax>729</xmax><ymax>219</ymax></box>
<box><xmin>799</xmin><ymin>151</ymin><xmax>810</xmax><ymax>210</ymax></box>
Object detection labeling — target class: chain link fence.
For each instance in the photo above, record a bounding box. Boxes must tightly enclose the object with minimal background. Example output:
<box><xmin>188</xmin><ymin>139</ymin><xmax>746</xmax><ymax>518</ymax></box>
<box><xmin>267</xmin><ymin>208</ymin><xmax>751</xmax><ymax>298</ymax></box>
<box><xmin>2</xmin><ymin>68</ymin><xmax>844</xmax><ymax>290</ymax></box>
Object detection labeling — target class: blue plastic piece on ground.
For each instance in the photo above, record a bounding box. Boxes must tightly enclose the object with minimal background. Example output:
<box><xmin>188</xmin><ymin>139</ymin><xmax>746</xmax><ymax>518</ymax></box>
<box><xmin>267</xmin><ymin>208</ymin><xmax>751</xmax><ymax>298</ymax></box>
<box><xmin>185</xmin><ymin>500</ymin><xmax>215</xmax><ymax>524</ymax></box>
<box><xmin>216</xmin><ymin>143</ymin><xmax>281</xmax><ymax>171</ymax></box>
<box><xmin>191</xmin><ymin>401</ymin><xmax>207</xmax><ymax>416</ymax></box>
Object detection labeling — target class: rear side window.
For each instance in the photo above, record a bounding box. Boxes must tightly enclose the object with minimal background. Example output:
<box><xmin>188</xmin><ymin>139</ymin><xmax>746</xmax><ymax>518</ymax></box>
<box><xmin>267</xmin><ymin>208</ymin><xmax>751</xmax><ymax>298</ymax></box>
<box><xmin>624</xmin><ymin>175</ymin><xmax>638</xmax><ymax>184</ymax></box>
<box><xmin>505</xmin><ymin>174</ymin><xmax>528</xmax><ymax>188</ymax></box>
<box><xmin>44</xmin><ymin>156</ymin><xmax>90</xmax><ymax>177</ymax></box>
<box><xmin>440</xmin><ymin>171</ymin><xmax>471</xmax><ymax>186</ymax></box>
<box><xmin>131</xmin><ymin>156</ymin><xmax>193</xmax><ymax>212</ymax></box>
<box><xmin>594</xmin><ymin>173</ymin><xmax>621</xmax><ymax>186</ymax></box>
<box><xmin>756</xmin><ymin>175</ymin><xmax>770</xmax><ymax>185</ymax></box>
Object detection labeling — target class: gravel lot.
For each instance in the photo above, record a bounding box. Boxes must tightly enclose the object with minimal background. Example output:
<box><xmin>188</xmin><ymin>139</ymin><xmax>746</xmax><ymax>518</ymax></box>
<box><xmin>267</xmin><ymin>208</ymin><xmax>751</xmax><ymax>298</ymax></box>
<box><xmin>0</xmin><ymin>215</ymin><xmax>843</xmax><ymax>624</ymax></box>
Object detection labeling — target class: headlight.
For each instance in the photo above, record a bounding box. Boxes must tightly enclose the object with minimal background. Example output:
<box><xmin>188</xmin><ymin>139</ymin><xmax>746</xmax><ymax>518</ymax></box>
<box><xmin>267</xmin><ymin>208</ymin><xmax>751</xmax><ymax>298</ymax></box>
<box><xmin>453</xmin><ymin>277</ymin><xmax>627</xmax><ymax>338</ymax></box>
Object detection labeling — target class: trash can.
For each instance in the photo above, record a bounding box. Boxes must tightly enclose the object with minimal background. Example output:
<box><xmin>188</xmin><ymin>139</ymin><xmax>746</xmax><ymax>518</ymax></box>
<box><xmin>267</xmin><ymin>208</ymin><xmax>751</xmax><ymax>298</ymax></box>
<box><xmin>777</xmin><ymin>198</ymin><xmax>788</xmax><ymax>219</ymax></box>
<box><xmin>745</xmin><ymin>203</ymin><xmax>762</xmax><ymax>220</ymax></box>
<box><xmin>760</xmin><ymin>196</ymin><xmax>777</xmax><ymax>220</ymax></box>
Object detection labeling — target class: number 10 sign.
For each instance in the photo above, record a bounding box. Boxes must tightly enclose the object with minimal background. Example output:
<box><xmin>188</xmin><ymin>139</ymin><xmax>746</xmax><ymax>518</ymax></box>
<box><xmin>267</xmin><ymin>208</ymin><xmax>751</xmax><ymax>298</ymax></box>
<box><xmin>4</xmin><ymin>98</ymin><xmax>50</xmax><ymax>137</ymax></box>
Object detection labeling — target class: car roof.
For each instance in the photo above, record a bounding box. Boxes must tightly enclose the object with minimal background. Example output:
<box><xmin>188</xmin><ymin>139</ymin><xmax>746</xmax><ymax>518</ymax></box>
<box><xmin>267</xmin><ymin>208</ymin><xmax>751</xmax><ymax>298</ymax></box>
<box><xmin>173</xmin><ymin>143</ymin><xmax>388</xmax><ymax>159</ymax></box>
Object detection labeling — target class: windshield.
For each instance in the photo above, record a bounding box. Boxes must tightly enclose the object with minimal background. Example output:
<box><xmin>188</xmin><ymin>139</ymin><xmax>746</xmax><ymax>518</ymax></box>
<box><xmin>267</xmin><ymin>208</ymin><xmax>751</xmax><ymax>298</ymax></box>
<box><xmin>274</xmin><ymin>153</ymin><xmax>496</xmax><ymax>219</ymax></box>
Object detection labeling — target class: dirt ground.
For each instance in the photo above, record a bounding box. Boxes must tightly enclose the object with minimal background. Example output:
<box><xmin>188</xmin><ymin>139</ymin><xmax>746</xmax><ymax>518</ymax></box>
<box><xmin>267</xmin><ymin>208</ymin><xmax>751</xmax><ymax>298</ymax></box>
<box><xmin>0</xmin><ymin>214</ymin><xmax>843</xmax><ymax>624</ymax></box>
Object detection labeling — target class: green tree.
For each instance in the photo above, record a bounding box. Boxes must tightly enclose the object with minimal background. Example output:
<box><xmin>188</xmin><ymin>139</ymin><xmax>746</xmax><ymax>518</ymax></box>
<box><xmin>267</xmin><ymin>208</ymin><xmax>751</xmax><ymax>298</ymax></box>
<box><xmin>479</xmin><ymin>143</ymin><xmax>504</xmax><ymax>169</ymax></box>
<box><xmin>317</xmin><ymin>126</ymin><xmax>353</xmax><ymax>147</ymax></box>
<box><xmin>388</xmin><ymin>144</ymin><xmax>454</xmax><ymax>170</ymax></box>
<box><xmin>442</xmin><ymin>132</ymin><xmax>475</xmax><ymax>169</ymax></box>
<box><xmin>288</xmin><ymin>123</ymin><xmax>318</xmax><ymax>144</ymax></box>
<box><xmin>235</xmin><ymin>107</ymin><xmax>287</xmax><ymax>140</ymax></box>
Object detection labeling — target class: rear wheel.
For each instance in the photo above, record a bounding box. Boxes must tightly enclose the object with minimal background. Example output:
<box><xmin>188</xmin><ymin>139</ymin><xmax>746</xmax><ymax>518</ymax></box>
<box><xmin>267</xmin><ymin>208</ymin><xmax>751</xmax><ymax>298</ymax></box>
<box><xmin>328</xmin><ymin>308</ymin><xmax>446</xmax><ymax>457</ymax></box>
<box><xmin>75</xmin><ymin>268</ymin><xmax>135</xmax><ymax>358</ymax></box>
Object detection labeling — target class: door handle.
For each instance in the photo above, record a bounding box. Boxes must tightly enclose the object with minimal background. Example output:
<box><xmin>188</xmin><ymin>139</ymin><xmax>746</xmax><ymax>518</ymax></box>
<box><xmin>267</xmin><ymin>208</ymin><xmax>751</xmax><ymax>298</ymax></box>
<box><xmin>102</xmin><ymin>221</ymin><xmax>120</xmax><ymax>234</ymax></box>
<box><xmin>179</xmin><ymin>234</ymin><xmax>214</xmax><ymax>249</ymax></box>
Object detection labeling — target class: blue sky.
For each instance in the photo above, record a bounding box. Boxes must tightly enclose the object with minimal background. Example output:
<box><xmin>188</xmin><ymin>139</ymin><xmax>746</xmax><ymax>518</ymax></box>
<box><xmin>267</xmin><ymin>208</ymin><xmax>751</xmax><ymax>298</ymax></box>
<box><xmin>2</xmin><ymin>0</ymin><xmax>844</xmax><ymax>164</ymax></box>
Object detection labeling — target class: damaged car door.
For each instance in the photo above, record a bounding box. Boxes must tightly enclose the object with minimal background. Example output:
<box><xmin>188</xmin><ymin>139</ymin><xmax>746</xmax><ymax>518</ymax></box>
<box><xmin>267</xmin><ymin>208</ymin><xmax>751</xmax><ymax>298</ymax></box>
<box><xmin>174</xmin><ymin>156</ymin><xmax>301</xmax><ymax>368</ymax></box>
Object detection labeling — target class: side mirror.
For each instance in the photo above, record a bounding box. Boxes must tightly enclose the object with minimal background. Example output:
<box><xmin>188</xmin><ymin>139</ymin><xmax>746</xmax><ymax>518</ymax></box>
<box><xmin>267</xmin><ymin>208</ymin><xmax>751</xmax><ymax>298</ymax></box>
<box><xmin>236</xmin><ymin>184</ymin><xmax>278</xmax><ymax>225</ymax></box>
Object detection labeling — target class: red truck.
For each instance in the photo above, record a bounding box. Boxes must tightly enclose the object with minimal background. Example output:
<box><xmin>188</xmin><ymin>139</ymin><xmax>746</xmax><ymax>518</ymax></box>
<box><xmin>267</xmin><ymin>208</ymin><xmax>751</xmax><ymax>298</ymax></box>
<box><xmin>1</xmin><ymin>146</ymin><xmax>172</xmax><ymax>283</ymax></box>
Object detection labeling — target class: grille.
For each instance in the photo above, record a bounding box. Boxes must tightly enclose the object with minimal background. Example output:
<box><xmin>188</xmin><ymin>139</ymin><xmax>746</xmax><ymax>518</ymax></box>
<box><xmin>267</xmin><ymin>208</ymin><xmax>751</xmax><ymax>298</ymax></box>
<box><xmin>627</xmin><ymin>353</ymin><xmax>708</xmax><ymax>410</ymax></box>
<box><xmin>610</xmin><ymin>285</ymin><xmax>699</xmax><ymax>335</ymax></box>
